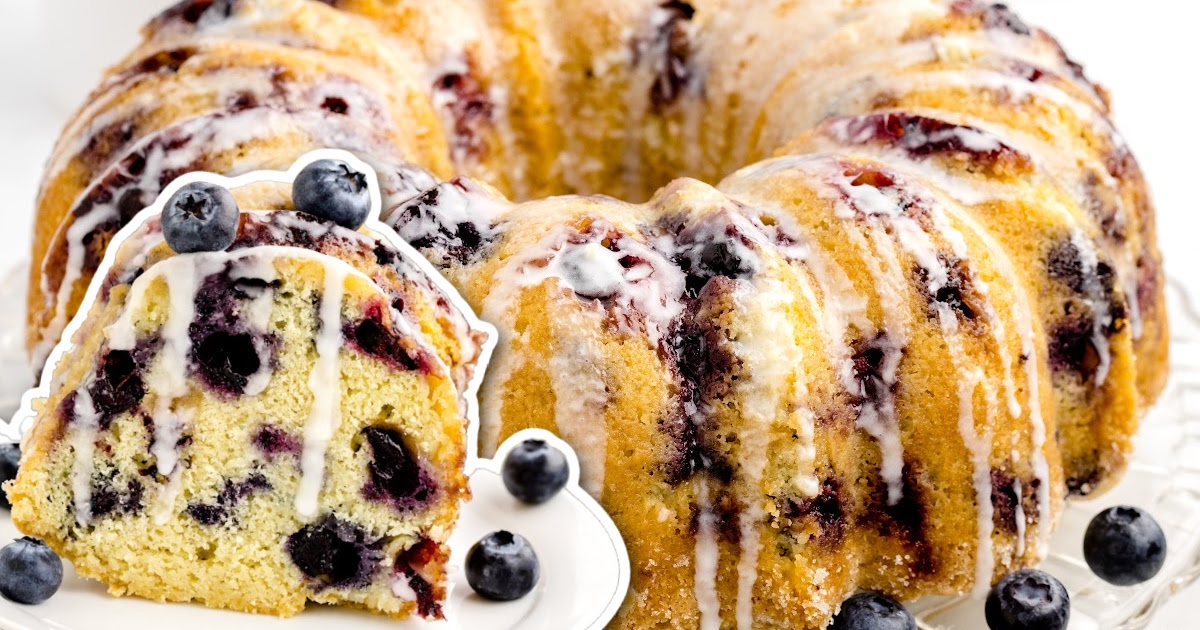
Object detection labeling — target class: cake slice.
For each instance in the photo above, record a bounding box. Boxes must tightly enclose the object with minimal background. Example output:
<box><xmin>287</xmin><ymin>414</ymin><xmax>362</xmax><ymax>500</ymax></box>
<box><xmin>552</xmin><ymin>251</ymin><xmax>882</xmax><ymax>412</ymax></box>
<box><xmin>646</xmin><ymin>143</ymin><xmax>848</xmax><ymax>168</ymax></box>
<box><xmin>8</xmin><ymin>163</ymin><xmax>489</xmax><ymax>619</ymax></box>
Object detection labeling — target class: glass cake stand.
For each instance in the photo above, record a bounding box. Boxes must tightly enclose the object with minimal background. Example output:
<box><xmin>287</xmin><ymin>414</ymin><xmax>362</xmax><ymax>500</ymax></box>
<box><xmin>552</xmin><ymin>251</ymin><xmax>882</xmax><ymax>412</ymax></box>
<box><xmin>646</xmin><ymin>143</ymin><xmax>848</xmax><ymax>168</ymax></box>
<box><xmin>1</xmin><ymin>263</ymin><xmax>1198</xmax><ymax>629</ymax></box>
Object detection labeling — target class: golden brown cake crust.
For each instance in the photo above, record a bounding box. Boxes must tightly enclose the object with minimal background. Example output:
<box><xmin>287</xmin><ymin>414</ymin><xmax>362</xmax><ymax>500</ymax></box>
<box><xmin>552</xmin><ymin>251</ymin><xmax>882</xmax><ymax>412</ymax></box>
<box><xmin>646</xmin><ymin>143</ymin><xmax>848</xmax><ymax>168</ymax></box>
<box><xmin>23</xmin><ymin>0</ymin><xmax>1167</xmax><ymax>628</ymax></box>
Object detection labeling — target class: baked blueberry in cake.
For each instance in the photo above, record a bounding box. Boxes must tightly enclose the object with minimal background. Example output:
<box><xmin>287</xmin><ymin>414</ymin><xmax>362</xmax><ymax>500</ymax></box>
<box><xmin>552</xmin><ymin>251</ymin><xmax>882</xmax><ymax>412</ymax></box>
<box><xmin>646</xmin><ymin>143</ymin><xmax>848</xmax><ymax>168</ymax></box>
<box><xmin>8</xmin><ymin>156</ymin><xmax>490</xmax><ymax>619</ymax></box>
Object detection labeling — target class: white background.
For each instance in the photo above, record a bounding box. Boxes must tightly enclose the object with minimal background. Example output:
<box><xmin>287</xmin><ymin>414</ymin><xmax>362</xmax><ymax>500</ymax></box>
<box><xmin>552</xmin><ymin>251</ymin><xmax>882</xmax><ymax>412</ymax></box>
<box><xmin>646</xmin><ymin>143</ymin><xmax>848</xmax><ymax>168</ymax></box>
<box><xmin>0</xmin><ymin>0</ymin><xmax>1196</xmax><ymax>627</ymax></box>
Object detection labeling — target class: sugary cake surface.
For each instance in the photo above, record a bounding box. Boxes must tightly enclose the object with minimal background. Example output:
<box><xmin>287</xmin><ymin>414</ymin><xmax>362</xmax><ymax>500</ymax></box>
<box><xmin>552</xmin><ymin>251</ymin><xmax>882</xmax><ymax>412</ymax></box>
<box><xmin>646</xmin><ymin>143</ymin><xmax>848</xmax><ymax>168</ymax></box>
<box><xmin>11</xmin><ymin>206</ymin><xmax>487</xmax><ymax>619</ymax></box>
<box><xmin>21</xmin><ymin>0</ymin><xmax>1167</xmax><ymax>628</ymax></box>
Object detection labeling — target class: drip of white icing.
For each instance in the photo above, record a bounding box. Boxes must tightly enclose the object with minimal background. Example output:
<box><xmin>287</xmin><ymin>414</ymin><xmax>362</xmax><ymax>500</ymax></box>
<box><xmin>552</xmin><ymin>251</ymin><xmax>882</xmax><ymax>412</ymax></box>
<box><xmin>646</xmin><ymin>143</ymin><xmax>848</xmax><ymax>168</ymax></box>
<box><xmin>694</xmin><ymin>477</ymin><xmax>721</xmax><ymax>630</ymax></box>
<box><xmin>952</xmin><ymin>362</ymin><xmax>995</xmax><ymax>597</ymax></box>
<box><xmin>476</xmin><ymin>332</ymin><xmax>527</xmax><ymax>458</ymax></box>
<box><xmin>1013</xmin><ymin>477</ymin><xmax>1027</xmax><ymax>557</ymax></box>
<box><xmin>69</xmin><ymin>389</ymin><xmax>100</xmax><ymax>527</ymax></box>
<box><xmin>147</xmin><ymin>257</ymin><xmax>213</xmax><ymax>479</ymax></box>
<box><xmin>229</xmin><ymin>256</ymin><xmax>280</xmax><ymax>396</ymax></box>
<box><xmin>1013</xmin><ymin>293</ymin><xmax>1054</xmax><ymax>555</ymax></box>
<box><xmin>151</xmin><ymin>409</ymin><xmax>192</xmax><ymax>525</ymax></box>
<box><xmin>853</xmin><ymin>228</ymin><xmax>909</xmax><ymax>505</ymax></box>
<box><xmin>547</xmin><ymin>312</ymin><xmax>609</xmax><ymax>497</ymax></box>
<box><xmin>730</xmin><ymin>273</ymin><xmax>816</xmax><ymax>629</ymax></box>
<box><xmin>392</xmin><ymin>573</ymin><xmax>419</xmax><ymax>602</ymax></box>
<box><xmin>558</xmin><ymin>243</ymin><xmax>628</xmax><ymax>300</ymax></box>
<box><xmin>295</xmin><ymin>263</ymin><xmax>348</xmax><ymax>520</ymax></box>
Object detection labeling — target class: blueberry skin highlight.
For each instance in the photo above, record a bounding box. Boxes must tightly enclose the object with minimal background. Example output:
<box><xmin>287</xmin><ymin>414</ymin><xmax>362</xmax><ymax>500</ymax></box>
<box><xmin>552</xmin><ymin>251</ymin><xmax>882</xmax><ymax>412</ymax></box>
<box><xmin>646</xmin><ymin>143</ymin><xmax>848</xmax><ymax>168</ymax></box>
<box><xmin>292</xmin><ymin>159</ymin><xmax>372</xmax><ymax>230</ymax></box>
<box><xmin>465</xmin><ymin>530</ymin><xmax>539</xmax><ymax>601</ymax></box>
<box><xmin>1083</xmin><ymin>505</ymin><xmax>1167</xmax><ymax>586</ymax></box>
<box><xmin>161</xmin><ymin>182</ymin><xmax>240</xmax><ymax>253</ymax></box>
<box><xmin>0</xmin><ymin>537</ymin><xmax>64</xmax><ymax>605</ymax></box>
<box><xmin>830</xmin><ymin>591</ymin><xmax>916</xmax><ymax>630</ymax></box>
<box><xmin>501</xmin><ymin>439</ymin><xmax>570</xmax><ymax>504</ymax></box>
<box><xmin>985</xmin><ymin>569</ymin><xmax>1070</xmax><ymax>630</ymax></box>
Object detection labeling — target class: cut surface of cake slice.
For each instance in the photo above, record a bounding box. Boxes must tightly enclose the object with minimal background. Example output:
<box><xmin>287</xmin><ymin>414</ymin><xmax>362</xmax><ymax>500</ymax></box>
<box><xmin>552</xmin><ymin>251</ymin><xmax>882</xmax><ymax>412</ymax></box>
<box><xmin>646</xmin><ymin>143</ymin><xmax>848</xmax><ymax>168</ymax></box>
<box><xmin>8</xmin><ymin>161</ymin><xmax>491</xmax><ymax>620</ymax></box>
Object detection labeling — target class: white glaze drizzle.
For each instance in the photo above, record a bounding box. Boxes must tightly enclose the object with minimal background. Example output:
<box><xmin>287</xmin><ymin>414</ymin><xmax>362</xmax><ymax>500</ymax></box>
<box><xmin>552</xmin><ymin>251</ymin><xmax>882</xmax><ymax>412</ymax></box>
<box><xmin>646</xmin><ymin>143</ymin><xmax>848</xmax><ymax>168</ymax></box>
<box><xmin>694</xmin><ymin>476</ymin><xmax>722</xmax><ymax>630</ymax></box>
<box><xmin>295</xmin><ymin>263</ymin><xmax>348</xmax><ymax>520</ymax></box>
<box><xmin>69</xmin><ymin>389</ymin><xmax>101</xmax><ymax>527</ymax></box>
<box><xmin>546</xmin><ymin>311</ymin><xmax>609</xmax><ymax>497</ymax></box>
<box><xmin>731</xmin><ymin>272</ymin><xmax>815</xmax><ymax>629</ymax></box>
<box><xmin>1013</xmin><ymin>477</ymin><xmax>1027</xmax><ymax>557</ymax></box>
<box><xmin>855</xmin><ymin>227</ymin><xmax>910</xmax><ymax>505</ymax></box>
<box><xmin>229</xmin><ymin>256</ymin><xmax>281</xmax><ymax>396</ymax></box>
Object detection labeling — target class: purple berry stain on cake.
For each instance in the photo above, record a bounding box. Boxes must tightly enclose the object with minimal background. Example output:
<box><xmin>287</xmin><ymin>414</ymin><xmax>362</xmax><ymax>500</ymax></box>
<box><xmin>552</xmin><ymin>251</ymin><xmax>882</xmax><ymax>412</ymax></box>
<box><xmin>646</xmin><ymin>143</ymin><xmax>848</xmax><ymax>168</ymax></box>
<box><xmin>950</xmin><ymin>1</ymin><xmax>1031</xmax><ymax>36</ymax></box>
<box><xmin>432</xmin><ymin>60</ymin><xmax>494</xmax><ymax>163</ymax></box>
<box><xmin>642</xmin><ymin>1</ymin><xmax>697</xmax><ymax>110</ymax></box>
<box><xmin>287</xmin><ymin>516</ymin><xmax>383</xmax><ymax>589</ymax></box>
<box><xmin>1047</xmin><ymin>317</ymin><xmax>1106</xmax><ymax>381</ymax></box>
<box><xmin>664</xmin><ymin>214</ymin><xmax>759</xmax><ymax>297</ymax></box>
<box><xmin>154</xmin><ymin>0</ymin><xmax>239</xmax><ymax>27</ymax></box>
<box><xmin>90</xmin><ymin>477</ymin><xmax>145</xmax><ymax>520</ymax></box>
<box><xmin>864</xmin><ymin>462</ymin><xmax>936</xmax><ymax>575</ymax></box>
<box><xmin>89</xmin><ymin>347</ymin><xmax>150</xmax><ymax>428</ymax></box>
<box><xmin>186</xmin><ymin>472</ymin><xmax>272</xmax><ymax>525</ymax></box>
<box><xmin>820</xmin><ymin>113</ymin><xmax>1032</xmax><ymax>175</ymax></box>
<box><xmin>57</xmin><ymin>338</ymin><xmax>161</xmax><ymax>430</ymax></box>
<box><xmin>782</xmin><ymin>478</ymin><xmax>846</xmax><ymax>547</ymax></box>
<box><xmin>396</xmin><ymin>539</ymin><xmax>445</xmax><ymax>619</ymax></box>
<box><xmin>252</xmin><ymin>425</ymin><xmax>302</xmax><ymax>460</ymax></box>
<box><xmin>1046</xmin><ymin>238</ymin><xmax>1117</xmax><ymax>297</ymax></box>
<box><xmin>132</xmin><ymin>47</ymin><xmax>198</xmax><ymax>76</ymax></box>
<box><xmin>661</xmin><ymin>275</ymin><xmax>738</xmax><ymax>487</ymax></box>
<box><xmin>360</xmin><ymin>426</ymin><xmax>437</xmax><ymax>512</ymax></box>
<box><xmin>343</xmin><ymin>302</ymin><xmax>430</xmax><ymax>373</ymax></box>
<box><xmin>187</xmin><ymin>266</ymin><xmax>281</xmax><ymax>397</ymax></box>
<box><xmin>389</xmin><ymin>180</ymin><xmax>498</xmax><ymax>266</ymax></box>
<box><xmin>915</xmin><ymin>254</ymin><xmax>979</xmax><ymax>322</ymax></box>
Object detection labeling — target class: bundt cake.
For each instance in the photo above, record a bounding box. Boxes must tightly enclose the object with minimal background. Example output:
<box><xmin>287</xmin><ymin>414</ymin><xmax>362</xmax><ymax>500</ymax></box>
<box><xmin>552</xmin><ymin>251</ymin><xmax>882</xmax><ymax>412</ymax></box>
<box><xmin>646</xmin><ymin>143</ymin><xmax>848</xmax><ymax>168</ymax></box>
<box><xmin>10</xmin><ymin>161</ymin><xmax>491</xmax><ymax>619</ymax></box>
<box><xmin>20</xmin><ymin>0</ymin><xmax>1167</xmax><ymax>628</ymax></box>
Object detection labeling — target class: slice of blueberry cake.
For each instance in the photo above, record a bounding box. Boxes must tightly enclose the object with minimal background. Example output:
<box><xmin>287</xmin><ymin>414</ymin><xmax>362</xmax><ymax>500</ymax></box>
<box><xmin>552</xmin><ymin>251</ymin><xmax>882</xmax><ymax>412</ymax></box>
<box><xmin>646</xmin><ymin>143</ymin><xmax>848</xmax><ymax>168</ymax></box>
<box><xmin>8</xmin><ymin>166</ymin><xmax>488</xmax><ymax>619</ymax></box>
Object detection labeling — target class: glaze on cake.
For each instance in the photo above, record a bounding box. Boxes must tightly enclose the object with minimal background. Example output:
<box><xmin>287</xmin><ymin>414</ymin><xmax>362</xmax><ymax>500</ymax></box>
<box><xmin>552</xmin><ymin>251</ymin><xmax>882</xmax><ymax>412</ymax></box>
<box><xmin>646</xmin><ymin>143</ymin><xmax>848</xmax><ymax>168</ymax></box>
<box><xmin>22</xmin><ymin>0</ymin><xmax>1167</xmax><ymax>628</ymax></box>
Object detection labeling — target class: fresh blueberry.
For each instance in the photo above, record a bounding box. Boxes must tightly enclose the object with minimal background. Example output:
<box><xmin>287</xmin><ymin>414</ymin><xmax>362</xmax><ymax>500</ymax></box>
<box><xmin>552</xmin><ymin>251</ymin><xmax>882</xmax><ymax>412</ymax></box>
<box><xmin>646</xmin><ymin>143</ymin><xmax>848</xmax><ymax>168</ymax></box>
<box><xmin>830</xmin><ymin>591</ymin><xmax>916</xmax><ymax>630</ymax></box>
<box><xmin>292</xmin><ymin>159</ymin><xmax>372</xmax><ymax>229</ymax></box>
<box><xmin>501</xmin><ymin>439</ymin><xmax>570</xmax><ymax>504</ymax></box>
<box><xmin>465</xmin><ymin>531</ymin><xmax>539</xmax><ymax>601</ymax></box>
<box><xmin>0</xmin><ymin>537</ymin><xmax>64</xmax><ymax>605</ymax></box>
<box><xmin>985</xmin><ymin>569</ymin><xmax>1070</xmax><ymax>630</ymax></box>
<box><xmin>1083</xmin><ymin>506</ymin><xmax>1167</xmax><ymax>586</ymax></box>
<box><xmin>0</xmin><ymin>443</ymin><xmax>19</xmax><ymax>510</ymax></box>
<box><xmin>161</xmin><ymin>182</ymin><xmax>239</xmax><ymax>253</ymax></box>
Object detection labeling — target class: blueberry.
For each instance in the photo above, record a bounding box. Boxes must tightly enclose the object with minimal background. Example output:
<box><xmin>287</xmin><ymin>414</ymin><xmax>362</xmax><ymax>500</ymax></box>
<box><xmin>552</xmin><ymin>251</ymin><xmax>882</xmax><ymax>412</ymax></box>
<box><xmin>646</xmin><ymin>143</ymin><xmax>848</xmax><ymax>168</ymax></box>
<box><xmin>829</xmin><ymin>591</ymin><xmax>915</xmax><ymax>630</ymax></box>
<box><xmin>1083</xmin><ymin>506</ymin><xmax>1167</xmax><ymax>586</ymax></box>
<box><xmin>0</xmin><ymin>443</ymin><xmax>19</xmax><ymax>510</ymax></box>
<box><xmin>465</xmin><ymin>531</ymin><xmax>539</xmax><ymax>601</ymax></box>
<box><xmin>985</xmin><ymin>569</ymin><xmax>1070</xmax><ymax>630</ymax></box>
<box><xmin>0</xmin><ymin>537</ymin><xmax>64</xmax><ymax>605</ymax></box>
<box><xmin>292</xmin><ymin>159</ymin><xmax>372</xmax><ymax>229</ymax></box>
<box><xmin>501</xmin><ymin>439</ymin><xmax>570</xmax><ymax>504</ymax></box>
<box><xmin>162</xmin><ymin>182</ymin><xmax>239</xmax><ymax>253</ymax></box>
